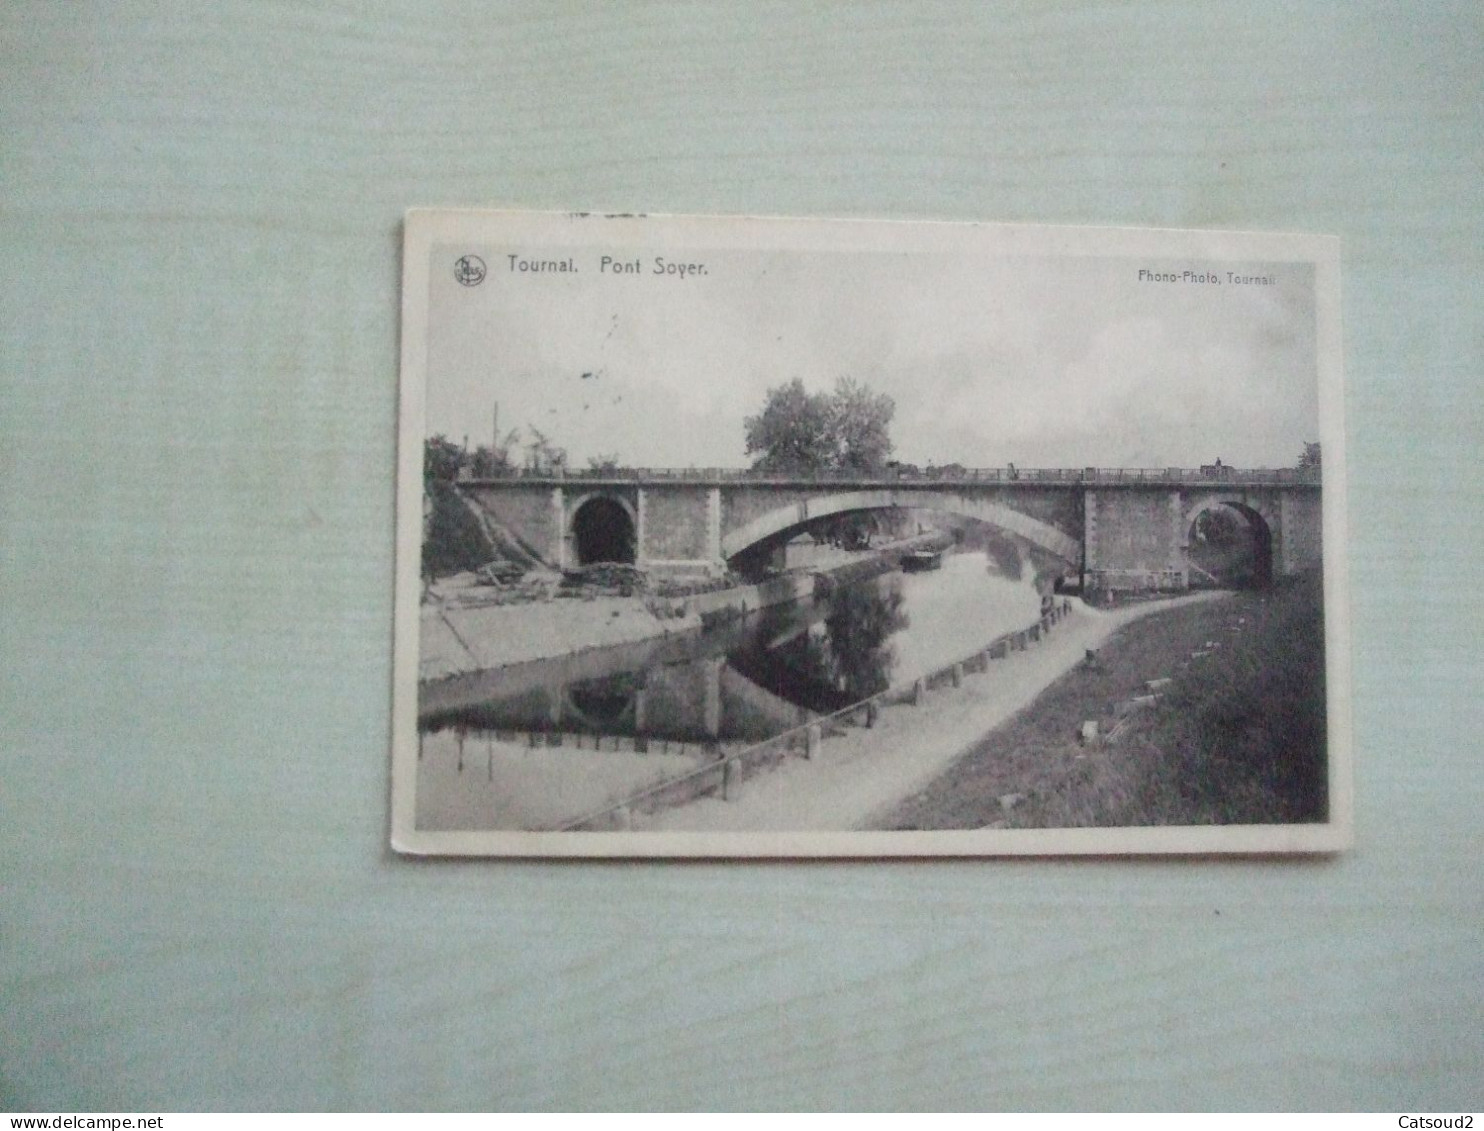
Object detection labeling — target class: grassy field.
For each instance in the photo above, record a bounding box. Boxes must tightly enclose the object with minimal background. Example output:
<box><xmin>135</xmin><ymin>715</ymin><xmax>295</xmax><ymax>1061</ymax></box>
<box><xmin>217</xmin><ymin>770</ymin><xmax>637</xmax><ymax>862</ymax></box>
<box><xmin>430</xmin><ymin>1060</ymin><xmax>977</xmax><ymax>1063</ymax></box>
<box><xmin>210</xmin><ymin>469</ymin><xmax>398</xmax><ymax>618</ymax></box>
<box><xmin>884</xmin><ymin>573</ymin><xmax>1328</xmax><ymax>829</ymax></box>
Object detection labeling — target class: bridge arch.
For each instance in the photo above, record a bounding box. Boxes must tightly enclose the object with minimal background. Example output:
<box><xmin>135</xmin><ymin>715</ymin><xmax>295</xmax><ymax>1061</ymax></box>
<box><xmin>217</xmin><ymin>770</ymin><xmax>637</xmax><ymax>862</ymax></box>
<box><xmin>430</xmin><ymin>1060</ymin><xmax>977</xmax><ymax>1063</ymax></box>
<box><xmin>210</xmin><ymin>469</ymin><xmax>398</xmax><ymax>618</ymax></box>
<box><xmin>1184</xmin><ymin>496</ymin><xmax>1275</xmax><ymax>588</ymax></box>
<box><xmin>1182</xmin><ymin>492</ymin><xmax>1278</xmax><ymax>537</ymax></box>
<box><xmin>720</xmin><ymin>488</ymin><xmax>1081</xmax><ymax>564</ymax></box>
<box><xmin>570</xmin><ymin>492</ymin><xmax>637</xmax><ymax>566</ymax></box>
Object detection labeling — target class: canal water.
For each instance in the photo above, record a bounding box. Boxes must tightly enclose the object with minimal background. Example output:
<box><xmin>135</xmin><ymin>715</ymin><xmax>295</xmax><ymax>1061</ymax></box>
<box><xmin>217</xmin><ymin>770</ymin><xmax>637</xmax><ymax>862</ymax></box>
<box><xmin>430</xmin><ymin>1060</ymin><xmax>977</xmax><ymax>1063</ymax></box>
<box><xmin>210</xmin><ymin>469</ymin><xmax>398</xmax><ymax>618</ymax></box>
<box><xmin>420</xmin><ymin>549</ymin><xmax>1043</xmax><ymax>751</ymax></box>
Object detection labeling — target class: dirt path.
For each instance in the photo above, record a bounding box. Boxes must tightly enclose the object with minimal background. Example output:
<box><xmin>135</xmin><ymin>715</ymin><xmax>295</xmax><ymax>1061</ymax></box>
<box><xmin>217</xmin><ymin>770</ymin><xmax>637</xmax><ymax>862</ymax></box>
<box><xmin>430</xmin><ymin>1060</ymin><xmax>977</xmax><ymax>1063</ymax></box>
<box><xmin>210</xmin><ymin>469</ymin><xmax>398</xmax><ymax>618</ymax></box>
<box><xmin>881</xmin><ymin>590</ymin><xmax>1256</xmax><ymax>830</ymax></box>
<box><xmin>636</xmin><ymin>592</ymin><xmax>1228</xmax><ymax>833</ymax></box>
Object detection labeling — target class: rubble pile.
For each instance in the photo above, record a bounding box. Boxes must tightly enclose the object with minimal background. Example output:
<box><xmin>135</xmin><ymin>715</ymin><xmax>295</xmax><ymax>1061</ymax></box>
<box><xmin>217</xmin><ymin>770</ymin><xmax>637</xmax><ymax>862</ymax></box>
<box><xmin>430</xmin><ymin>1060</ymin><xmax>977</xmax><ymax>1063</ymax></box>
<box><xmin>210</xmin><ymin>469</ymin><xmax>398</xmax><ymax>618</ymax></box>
<box><xmin>651</xmin><ymin>572</ymin><xmax>742</xmax><ymax>598</ymax></box>
<box><xmin>557</xmin><ymin>563</ymin><xmax>649</xmax><ymax>598</ymax></box>
<box><xmin>474</xmin><ymin>559</ymin><xmax>528</xmax><ymax>586</ymax></box>
<box><xmin>455</xmin><ymin>577</ymin><xmax>552</xmax><ymax>606</ymax></box>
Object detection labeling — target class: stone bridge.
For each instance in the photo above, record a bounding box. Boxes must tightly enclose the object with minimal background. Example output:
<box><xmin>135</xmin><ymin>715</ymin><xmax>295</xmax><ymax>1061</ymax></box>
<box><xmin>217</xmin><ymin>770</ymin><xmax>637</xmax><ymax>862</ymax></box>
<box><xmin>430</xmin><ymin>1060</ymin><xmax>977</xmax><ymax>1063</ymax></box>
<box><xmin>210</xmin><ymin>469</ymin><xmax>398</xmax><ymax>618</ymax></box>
<box><xmin>456</xmin><ymin>466</ymin><xmax>1322</xmax><ymax>594</ymax></box>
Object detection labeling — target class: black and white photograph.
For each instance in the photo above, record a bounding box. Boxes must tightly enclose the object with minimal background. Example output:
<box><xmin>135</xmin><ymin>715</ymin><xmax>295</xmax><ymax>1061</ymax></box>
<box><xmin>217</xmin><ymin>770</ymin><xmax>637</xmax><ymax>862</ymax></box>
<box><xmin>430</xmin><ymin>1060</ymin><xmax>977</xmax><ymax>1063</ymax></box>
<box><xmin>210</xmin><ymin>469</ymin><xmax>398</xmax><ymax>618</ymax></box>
<box><xmin>391</xmin><ymin>210</ymin><xmax>1350</xmax><ymax>856</ymax></box>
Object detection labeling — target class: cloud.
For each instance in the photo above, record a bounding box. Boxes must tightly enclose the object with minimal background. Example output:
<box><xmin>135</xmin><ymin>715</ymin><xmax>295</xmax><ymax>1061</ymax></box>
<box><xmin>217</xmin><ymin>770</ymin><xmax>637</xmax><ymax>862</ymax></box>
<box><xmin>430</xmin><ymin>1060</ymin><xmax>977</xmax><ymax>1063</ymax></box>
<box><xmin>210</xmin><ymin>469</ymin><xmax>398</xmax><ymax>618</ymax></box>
<box><xmin>425</xmin><ymin>244</ymin><xmax>1318</xmax><ymax>470</ymax></box>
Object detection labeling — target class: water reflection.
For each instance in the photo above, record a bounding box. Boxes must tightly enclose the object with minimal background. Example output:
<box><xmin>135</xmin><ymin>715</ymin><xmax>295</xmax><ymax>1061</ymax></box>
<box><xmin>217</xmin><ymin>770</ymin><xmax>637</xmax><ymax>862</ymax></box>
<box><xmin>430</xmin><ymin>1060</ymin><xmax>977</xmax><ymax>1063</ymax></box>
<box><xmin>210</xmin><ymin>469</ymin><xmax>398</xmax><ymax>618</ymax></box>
<box><xmin>733</xmin><ymin>579</ymin><xmax>908</xmax><ymax>711</ymax></box>
<box><xmin>421</xmin><ymin>549</ymin><xmax>1042</xmax><ymax>748</ymax></box>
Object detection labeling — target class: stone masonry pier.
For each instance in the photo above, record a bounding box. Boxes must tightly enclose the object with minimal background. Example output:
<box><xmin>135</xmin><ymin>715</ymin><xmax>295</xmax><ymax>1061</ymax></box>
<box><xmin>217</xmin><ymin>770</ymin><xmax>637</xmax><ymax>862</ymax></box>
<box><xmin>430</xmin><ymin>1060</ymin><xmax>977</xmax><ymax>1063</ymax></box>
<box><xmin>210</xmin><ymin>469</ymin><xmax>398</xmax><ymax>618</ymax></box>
<box><xmin>458</xmin><ymin>466</ymin><xmax>1322</xmax><ymax>594</ymax></box>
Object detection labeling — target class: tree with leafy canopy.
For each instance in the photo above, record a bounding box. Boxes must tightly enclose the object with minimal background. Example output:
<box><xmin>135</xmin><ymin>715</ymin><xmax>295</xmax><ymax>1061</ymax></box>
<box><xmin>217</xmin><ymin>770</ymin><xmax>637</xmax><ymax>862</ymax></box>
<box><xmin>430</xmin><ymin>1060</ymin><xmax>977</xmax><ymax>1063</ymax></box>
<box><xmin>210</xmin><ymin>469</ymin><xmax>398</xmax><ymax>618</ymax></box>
<box><xmin>1298</xmin><ymin>441</ymin><xmax>1321</xmax><ymax>470</ymax></box>
<box><xmin>424</xmin><ymin>434</ymin><xmax>467</xmax><ymax>489</ymax></box>
<box><xmin>587</xmin><ymin>452</ymin><xmax>622</xmax><ymax>473</ymax></box>
<box><xmin>469</xmin><ymin>428</ymin><xmax>522</xmax><ymax>478</ymax></box>
<box><xmin>524</xmin><ymin>425</ymin><xmax>568</xmax><ymax>473</ymax></box>
<box><xmin>744</xmin><ymin>377</ymin><xmax>895</xmax><ymax>474</ymax></box>
<box><xmin>743</xmin><ymin>378</ymin><xmax>834</xmax><ymax>473</ymax></box>
<box><xmin>422</xmin><ymin>435</ymin><xmax>492</xmax><ymax>581</ymax></box>
<box><xmin>830</xmin><ymin>376</ymin><xmax>896</xmax><ymax>472</ymax></box>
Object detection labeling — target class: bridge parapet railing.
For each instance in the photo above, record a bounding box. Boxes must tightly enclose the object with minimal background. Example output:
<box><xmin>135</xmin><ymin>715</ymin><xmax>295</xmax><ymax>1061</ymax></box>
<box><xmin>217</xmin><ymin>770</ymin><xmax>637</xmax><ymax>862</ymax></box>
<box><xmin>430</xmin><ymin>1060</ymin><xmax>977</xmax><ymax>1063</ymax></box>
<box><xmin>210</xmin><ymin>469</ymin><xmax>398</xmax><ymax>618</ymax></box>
<box><xmin>462</xmin><ymin>465</ymin><xmax>1320</xmax><ymax>486</ymax></box>
<box><xmin>553</xmin><ymin>599</ymin><xmax>1077</xmax><ymax>832</ymax></box>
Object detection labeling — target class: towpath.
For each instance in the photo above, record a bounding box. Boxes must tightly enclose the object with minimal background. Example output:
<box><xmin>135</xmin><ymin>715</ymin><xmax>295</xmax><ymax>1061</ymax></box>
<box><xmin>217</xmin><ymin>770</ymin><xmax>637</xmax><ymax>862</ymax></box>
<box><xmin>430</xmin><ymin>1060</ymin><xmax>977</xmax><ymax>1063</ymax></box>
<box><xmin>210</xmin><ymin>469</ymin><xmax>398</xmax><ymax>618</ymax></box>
<box><xmin>637</xmin><ymin>591</ymin><xmax>1228</xmax><ymax>833</ymax></box>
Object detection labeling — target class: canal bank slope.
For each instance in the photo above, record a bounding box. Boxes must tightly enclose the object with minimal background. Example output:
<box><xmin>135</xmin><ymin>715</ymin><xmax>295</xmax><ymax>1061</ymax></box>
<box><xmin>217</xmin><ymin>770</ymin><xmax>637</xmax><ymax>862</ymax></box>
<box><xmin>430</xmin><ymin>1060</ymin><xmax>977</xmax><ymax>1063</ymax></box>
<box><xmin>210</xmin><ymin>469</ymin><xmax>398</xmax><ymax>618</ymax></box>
<box><xmin>419</xmin><ymin>534</ymin><xmax>949</xmax><ymax>684</ymax></box>
<box><xmin>636</xmin><ymin>591</ymin><xmax>1229</xmax><ymax>833</ymax></box>
<box><xmin>420</xmin><ymin>590</ymin><xmax>697</xmax><ymax>682</ymax></box>
<box><xmin>883</xmin><ymin>574</ymin><xmax>1327</xmax><ymax>830</ymax></box>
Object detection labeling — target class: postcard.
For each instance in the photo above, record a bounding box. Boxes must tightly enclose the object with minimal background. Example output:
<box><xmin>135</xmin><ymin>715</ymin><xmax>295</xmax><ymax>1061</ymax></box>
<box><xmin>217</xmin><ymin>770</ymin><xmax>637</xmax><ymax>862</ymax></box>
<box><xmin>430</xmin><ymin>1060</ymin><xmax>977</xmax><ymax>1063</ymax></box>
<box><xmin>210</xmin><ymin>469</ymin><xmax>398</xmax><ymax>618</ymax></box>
<box><xmin>391</xmin><ymin>210</ymin><xmax>1351</xmax><ymax>857</ymax></box>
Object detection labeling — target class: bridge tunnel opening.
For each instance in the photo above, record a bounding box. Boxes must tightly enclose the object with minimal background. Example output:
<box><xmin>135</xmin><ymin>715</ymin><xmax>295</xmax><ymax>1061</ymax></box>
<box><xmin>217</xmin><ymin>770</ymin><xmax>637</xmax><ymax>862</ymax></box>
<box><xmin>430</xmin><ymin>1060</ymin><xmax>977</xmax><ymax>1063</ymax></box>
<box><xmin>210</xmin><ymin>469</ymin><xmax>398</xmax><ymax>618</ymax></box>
<box><xmin>1187</xmin><ymin>502</ymin><xmax>1272</xmax><ymax>589</ymax></box>
<box><xmin>725</xmin><ymin>502</ymin><xmax>1077</xmax><ymax>594</ymax></box>
<box><xmin>726</xmin><ymin>508</ymin><xmax>910</xmax><ymax>581</ymax></box>
<box><xmin>571</xmin><ymin>495</ymin><xmax>637</xmax><ymax>566</ymax></box>
<box><xmin>566</xmin><ymin>676</ymin><xmax>639</xmax><ymax>730</ymax></box>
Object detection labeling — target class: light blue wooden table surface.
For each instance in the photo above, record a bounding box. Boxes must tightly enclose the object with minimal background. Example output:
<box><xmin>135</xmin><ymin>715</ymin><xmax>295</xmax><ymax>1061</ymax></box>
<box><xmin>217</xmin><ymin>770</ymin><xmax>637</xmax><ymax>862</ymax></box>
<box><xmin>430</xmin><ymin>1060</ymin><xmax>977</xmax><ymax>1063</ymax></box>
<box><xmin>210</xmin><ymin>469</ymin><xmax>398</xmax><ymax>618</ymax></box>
<box><xmin>3</xmin><ymin>2</ymin><xmax>1480</xmax><ymax>1111</ymax></box>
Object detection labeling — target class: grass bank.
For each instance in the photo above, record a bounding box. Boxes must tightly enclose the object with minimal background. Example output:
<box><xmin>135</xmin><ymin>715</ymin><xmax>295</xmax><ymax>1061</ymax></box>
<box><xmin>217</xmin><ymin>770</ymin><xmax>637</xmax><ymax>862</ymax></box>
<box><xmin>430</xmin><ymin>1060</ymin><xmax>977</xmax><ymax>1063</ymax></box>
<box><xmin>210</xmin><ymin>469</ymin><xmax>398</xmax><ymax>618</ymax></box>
<box><xmin>884</xmin><ymin>573</ymin><xmax>1327</xmax><ymax>830</ymax></box>
<box><xmin>423</xmin><ymin>481</ymin><xmax>494</xmax><ymax>578</ymax></box>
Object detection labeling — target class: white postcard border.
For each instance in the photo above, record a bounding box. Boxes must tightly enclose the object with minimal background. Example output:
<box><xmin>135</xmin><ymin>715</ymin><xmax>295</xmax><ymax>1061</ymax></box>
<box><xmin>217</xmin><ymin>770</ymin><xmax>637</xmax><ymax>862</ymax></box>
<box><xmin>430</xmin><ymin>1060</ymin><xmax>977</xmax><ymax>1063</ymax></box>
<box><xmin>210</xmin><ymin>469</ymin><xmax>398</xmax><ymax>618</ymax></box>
<box><xmin>391</xmin><ymin>209</ymin><xmax>1351</xmax><ymax>858</ymax></box>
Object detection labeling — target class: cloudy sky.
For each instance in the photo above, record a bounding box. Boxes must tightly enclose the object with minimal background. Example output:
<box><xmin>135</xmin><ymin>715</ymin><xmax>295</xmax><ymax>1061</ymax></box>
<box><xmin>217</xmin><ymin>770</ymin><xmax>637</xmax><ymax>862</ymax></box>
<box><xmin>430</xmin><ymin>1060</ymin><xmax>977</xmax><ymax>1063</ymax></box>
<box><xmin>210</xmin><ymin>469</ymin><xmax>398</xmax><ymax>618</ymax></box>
<box><xmin>424</xmin><ymin>237</ymin><xmax>1318</xmax><ymax>471</ymax></box>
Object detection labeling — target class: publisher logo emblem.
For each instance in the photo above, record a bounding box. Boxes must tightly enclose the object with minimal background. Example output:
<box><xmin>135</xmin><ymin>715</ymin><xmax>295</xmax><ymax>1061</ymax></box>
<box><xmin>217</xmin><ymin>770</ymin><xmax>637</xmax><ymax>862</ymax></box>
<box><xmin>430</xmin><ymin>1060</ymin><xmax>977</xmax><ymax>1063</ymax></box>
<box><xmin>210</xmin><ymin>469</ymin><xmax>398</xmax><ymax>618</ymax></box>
<box><xmin>454</xmin><ymin>255</ymin><xmax>487</xmax><ymax>286</ymax></box>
